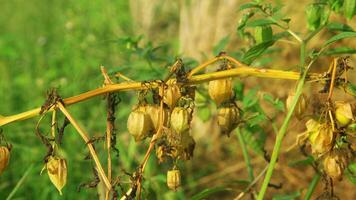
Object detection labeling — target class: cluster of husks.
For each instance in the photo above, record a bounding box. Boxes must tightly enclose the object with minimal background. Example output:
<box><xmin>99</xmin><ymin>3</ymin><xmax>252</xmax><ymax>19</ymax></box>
<box><xmin>45</xmin><ymin>156</ymin><xmax>68</xmax><ymax>195</ymax></box>
<box><xmin>209</xmin><ymin>78</ymin><xmax>240</xmax><ymax>136</ymax></box>
<box><xmin>302</xmin><ymin>101</ymin><xmax>355</xmax><ymax>181</ymax></box>
<box><xmin>0</xmin><ymin>146</ymin><xmax>10</xmax><ymax>176</ymax></box>
<box><xmin>127</xmin><ymin>79</ymin><xmax>196</xmax><ymax>191</ymax></box>
<box><xmin>127</xmin><ymin>105</ymin><xmax>169</xmax><ymax>141</ymax></box>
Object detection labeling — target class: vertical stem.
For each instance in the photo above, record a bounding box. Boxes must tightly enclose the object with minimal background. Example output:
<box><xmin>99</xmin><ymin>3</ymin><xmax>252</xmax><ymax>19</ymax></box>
<box><xmin>57</xmin><ymin>103</ymin><xmax>112</xmax><ymax>190</ymax></box>
<box><xmin>257</xmin><ymin>42</ymin><xmax>307</xmax><ymax>200</ymax></box>
<box><xmin>236</xmin><ymin>128</ymin><xmax>254</xmax><ymax>181</ymax></box>
<box><xmin>105</xmin><ymin>94</ymin><xmax>113</xmax><ymax>200</ymax></box>
<box><xmin>304</xmin><ymin>173</ymin><xmax>321</xmax><ymax>200</ymax></box>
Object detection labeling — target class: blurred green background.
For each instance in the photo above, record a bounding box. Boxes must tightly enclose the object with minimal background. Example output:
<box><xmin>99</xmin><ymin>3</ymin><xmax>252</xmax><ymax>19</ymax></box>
<box><xmin>1</xmin><ymin>0</ymin><xmax>356</xmax><ymax>199</ymax></box>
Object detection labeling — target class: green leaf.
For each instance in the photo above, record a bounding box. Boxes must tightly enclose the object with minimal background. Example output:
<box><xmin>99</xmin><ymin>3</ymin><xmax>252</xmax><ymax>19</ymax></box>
<box><xmin>191</xmin><ymin>187</ymin><xmax>230</xmax><ymax>200</ymax></box>
<box><xmin>245</xmin><ymin>19</ymin><xmax>276</xmax><ymax>27</ymax></box>
<box><xmin>345</xmin><ymin>82</ymin><xmax>356</xmax><ymax>97</ymax></box>
<box><xmin>242</xmin><ymin>88</ymin><xmax>259</xmax><ymax>108</ymax></box>
<box><xmin>346</xmin><ymin>162</ymin><xmax>356</xmax><ymax>184</ymax></box>
<box><xmin>197</xmin><ymin>106</ymin><xmax>211</xmax><ymax>122</ymax></box>
<box><xmin>242</xmin><ymin>40</ymin><xmax>274</xmax><ymax>65</ymax></box>
<box><xmin>327</xmin><ymin>22</ymin><xmax>354</xmax><ymax>32</ymax></box>
<box><xmin>288</xmin><ymin>156</ymin><xmax>314</xmax><ymax>167</ymax></box>
<box><xmin>322</xmin><ymin>47</ymin><xmax>356</xmax><ymax>55</ymax></box>
<box><xmin>242</xmin><ymin>126</ymin><xmax>266</xmax><ymax>156</ymax></box>
<box><xmin>323</xmin><ymin>32</ymin><xmax>356</xmax><ymax>47</ymax></box>
<box><xmin>273</xmin><ymin>191</ymin><xmax>301</xmax><ymax>200</ymax></box>
<box><xmin>344</xmin><ymin>0</ymin><xmax>356</xmax><ymax>19</ymax></box>
<box><xmin>262</xmin><ymin>93</ymin><xmax>285</xmax><ymax>112</ymax></box>
<box><xmin>239</xmin><ymin>2</ymin><xmax>260</xmax><ymax>10</ymax></box>
<box><xmin>213</xmin><ymin>36</ymin><xmax>230</xmax><ymax>55</ymax></box>
<box><xmin>254</xmin><ymin>25</ymin><xmax>273</xmax><ymax>44</ymax></box>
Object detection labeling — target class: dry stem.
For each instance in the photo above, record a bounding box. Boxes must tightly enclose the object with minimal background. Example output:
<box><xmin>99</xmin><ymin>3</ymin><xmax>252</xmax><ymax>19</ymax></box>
<box><xmin>0</xmin><ymin>66</ymin><xmax>319</xmax><ymax>127</ymax></box>
<box><xmin>57</xmin><ymin>102</ymin><xmax>112</xmax><ymax>190</ymax></box>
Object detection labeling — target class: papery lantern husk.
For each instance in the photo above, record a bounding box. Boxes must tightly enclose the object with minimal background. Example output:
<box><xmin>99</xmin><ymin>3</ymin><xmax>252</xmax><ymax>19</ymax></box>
<box><xmin>127</xmin><ymin>109</ymin><xmax>153</xmax><ymax>141</ymax></box>
<box><xmin>208</xmin><ymin>78</ymin><xmax>233</xmax><ymax>106</ymax></box>
<box><xmin>323</xmin><ymin>151</ymin><xmax>348</xmax><ymax>181</ymax></box>
<box><xmin>286</xmin><ymin>92</ymin><xmax>308</xmax><ymax>120</ymax></box>
<box><xmin>167</xmin><ymin>169</ymin><xmax>181</xmax><ymax>191</ymax></box>
<box><xmin>217</xmin><ymin>105</ymin><xmax>240</xmax><ymax>136</ymax></box>
<box><xmin>160</xmin><ymin>79</ymin><xmax>181</xmax><ymax>108</ymax></box>
<box><xmin>308</xmin><ymin>123</ymin><xmax>334</xmax><ymax>156</ymax></box>
<box><xmin>170</xmin><ymin>107</ymin><xmax>190</xmax><ymax>134</ymax></box>
<box><xmin>46</xmin><ymin>156</ymin><xmax>67</xmax><ymax>195</ymax></box>
<box><xmin>335</xmin><ymin>101</ymin><xmax>353</xmax><ymax>127</ymax></box>
<box><xmin>0</xmin><ymin>146</ymin><xmax>10</xmax><ymax>176</ymax></box>
<box><xmin>146</xmin><ymin>104</ymin><xmax>169</xmax><ymax>132</ymax></box>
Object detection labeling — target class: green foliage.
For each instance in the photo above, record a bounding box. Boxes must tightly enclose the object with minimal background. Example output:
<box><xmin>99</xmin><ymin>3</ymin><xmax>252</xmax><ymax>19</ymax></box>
<box><xmin>191</xmin><ymin>187</ymin><xmax>231</xmax><ymax>200</ymax></box>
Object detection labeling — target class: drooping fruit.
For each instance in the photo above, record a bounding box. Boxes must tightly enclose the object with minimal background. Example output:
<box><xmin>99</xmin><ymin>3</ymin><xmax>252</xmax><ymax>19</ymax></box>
<box><xmin>46</xmin><ymin>156</ymin><xmax>67</xmax><ymax>195</ymax></box>
<box><xmin>323</xmin><ymin>151</ymin><xmax>348</xmax><ymax>181</ymax></box>
<box><xmin>160</xmin><ymin>79</ymin><xmax>181</xmax><ymax>108</ymax></box>
<box><xmin>146</xmin><ymin>105</ymin><xmax>169</xmax><ymax>132</ymax></box>
<box><xmin>167</xmin><ymin>169</ymin><xmax>181</xmax><ymax>191</ymax></box>
<box><xmin>286</xmin><ymin>92</ymin><xmax>308</xmax><ymax>119</ymax></box>
<box><xmin>208</xmin><ymin>78</ymin><xmax>233</xmax><ymax>105</ymax></box>
<box><xmin>170</xmin><ymin>107</ymin><xmax>190</xmax><ymax>134</ymax></box>
<box><xmin>335</xmin><ymin>102</ymin><xmax>353</xmax><ymax>127</ymax></box>
<box><xmin>217</xmin><ymin>105</ymin><xmax>240</xmax><ymax>136</ymax></box>
<box><xmin>308</xmin><ymin>123</ymin><xmax>334</xmax><ymax>155</ymax></box>
<box><xmin>0</xmin><ymin>146</ymin><xmax>10</xmax><ymax>176</ymax></box>
<box><xmin>127</xmin><ymin>109</ymin><xmax>153</xmax><ymax>141</ymax></box>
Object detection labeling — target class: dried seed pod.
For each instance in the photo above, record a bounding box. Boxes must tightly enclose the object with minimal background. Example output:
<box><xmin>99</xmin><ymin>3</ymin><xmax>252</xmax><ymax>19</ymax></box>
<box><xmin>217</xmin><ymin>105</ymin><xmax>240</xmax><ymax>136</ymax></box>
<box><xmin>167</xmin><ymin>169</ymin><xmax>181</xmax><ymax>191</ymax></box>
<box><xmin>323</xmin><ymin>151</ymin><xmax>348</xmax><ymax>181</ymax></box>
<box><xmin>127</xmin><ymin>109</ymin><xmax>152</xmax><ymax>141</ymax></box>
<box><xmin>160</xmin><ymin>79</ymin><xmax>181</xmax><ymax>108</ymax></box>
<box><xmin>286</xmin><ymin>93</ymin><xmax>308</xmax><ymax>119</ymax></box>
<box><xmin>308</xmin><ymin>123</ymin><xmax>334</xmax><ymax>155</ymax></box>
<box><xmin>146</xmin><ymin>105</ymin><xmax>169</xmax><ymax>132</ymax></box>
<box><xmin>0</xmin><ymin>146</ymin><xmax>10</xmax><ymax>176</ymax></box>
<box><xmin>170</xmin><ymin>107</ymin><xmax>190</xmax><ymax>134</ymax></box>
<box><xmin>46</xmin><ymin>156</ymin><xmax>67</xmax><ymax>195</ymax></box>
<box><xmin>208</xmin><ymin>78</ymin><xmax>233</xmax><ymax>105</ymax></box>
<box><xmin>335</xmin><ymin>102</ymin><xmax>353</xmax><ymax>127</ymax></box>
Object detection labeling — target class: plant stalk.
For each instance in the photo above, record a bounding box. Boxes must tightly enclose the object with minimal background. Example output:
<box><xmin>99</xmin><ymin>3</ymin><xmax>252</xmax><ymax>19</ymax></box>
<box><xmin>0</xmin><ymin>67</ymin><xmax>319</xmax><ymax>127</ymax></box>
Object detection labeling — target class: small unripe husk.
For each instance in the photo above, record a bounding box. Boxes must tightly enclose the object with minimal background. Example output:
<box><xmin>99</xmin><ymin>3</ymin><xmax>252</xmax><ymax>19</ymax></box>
<box><xmin>208</xmin><ymin>79</ymin><xmax>233</xmax><ymax>105</ymax></box>
<box><xmin>160</xmin><ymin>79</ymin><xmax>181</xmax><ymax>108</ymax></box>
<box><xmin>0</xmin><ymin>146</ymin><xmax>10</xmax><ymax>176</ymax></box>
<box><xmin>170</xmin><ymin>107</ymin><xmax>190</xmax><ymax>134</ymax></box>
<box><xmin>335</xmin><ymin>102</ymin><xmax>353</xmax><ymax>127</ymax></box>
<box><xmin>323</xmin><ymin>151</ymin><xmax>348</xmax><ymax>181</ymax></box>
<box><xmin>46</xmin><ymin>156</ymin><xmax>67</xmax><ymax>195</ymax></box>
<box><xmin>167</xmin><ymin>169</ymin><xmax>181</xmax><ymax>191</ymax></box>
<box><xmin>308</xmin><ymin>123</ymin><xmax>334</xmax><ymax>155</ymax></box>
<box><xmin>127</xmin><ymin>109</ymin><xmax>152</xmax><ymax>141</ymax></box>
<box><xmin>146</xmin><ymin>105</ymin><xmax>169</xmax><ymax>132</ymax></box>
<box><xmin>286</xmin><ymin>93</ymin><xmax>308</xmax><ymax>119</ymax></box>
<box><xmin>217</xmin><ymin>105</ymin><xmax>240</xmax><ymax>136</ymax></box>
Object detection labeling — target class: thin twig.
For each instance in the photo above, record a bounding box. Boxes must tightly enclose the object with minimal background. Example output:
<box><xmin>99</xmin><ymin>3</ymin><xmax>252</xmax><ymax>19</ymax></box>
<box><xmin>57</xmin><ymin>102</ymin><xmax>112</xmax><ymax>190</ymax></box>
<box><xmin>234</xmin><ymin>165</ymin><xmax>269</xmax><ymax>200</ymax></box>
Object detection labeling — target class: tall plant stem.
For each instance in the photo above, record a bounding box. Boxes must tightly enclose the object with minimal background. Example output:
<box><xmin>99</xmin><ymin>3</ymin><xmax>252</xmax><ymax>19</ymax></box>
<box><xmin>257</xmin><ymin>43</ymin><xmax>308</xmax><ymax>199</ymax></box>
<box><xmin>236</xmin><ymin>128</ymin><xmax>254</xmax><ymax>181</ymax></box>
